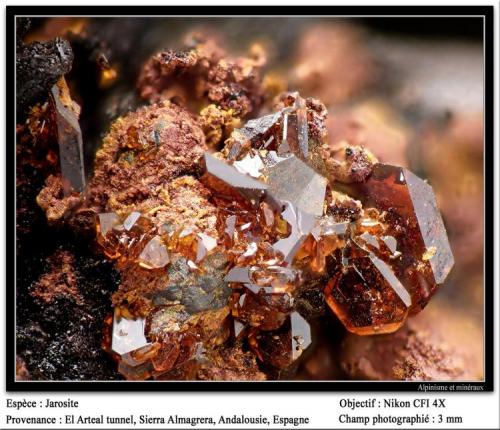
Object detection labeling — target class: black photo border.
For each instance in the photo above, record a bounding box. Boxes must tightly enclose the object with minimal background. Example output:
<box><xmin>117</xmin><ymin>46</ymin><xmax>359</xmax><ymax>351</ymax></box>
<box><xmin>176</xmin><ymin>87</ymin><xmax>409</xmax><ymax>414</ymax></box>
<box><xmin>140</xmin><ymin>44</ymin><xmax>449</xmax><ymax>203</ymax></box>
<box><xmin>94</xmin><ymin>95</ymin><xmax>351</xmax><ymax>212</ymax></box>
<box><xmin>5</xmin><ymin>5</ymin><xmax>495</xmax><ymax>392</ymax></box>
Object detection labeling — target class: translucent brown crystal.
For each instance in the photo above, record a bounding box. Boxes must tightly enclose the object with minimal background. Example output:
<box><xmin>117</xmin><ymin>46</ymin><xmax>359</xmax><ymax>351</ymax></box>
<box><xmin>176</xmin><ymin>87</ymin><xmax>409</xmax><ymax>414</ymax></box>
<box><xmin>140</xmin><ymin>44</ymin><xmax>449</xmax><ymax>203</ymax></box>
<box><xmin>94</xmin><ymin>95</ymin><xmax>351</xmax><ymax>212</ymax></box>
<box><xmin>250</xmin><ymin>311</ymin><xmax>311</xmax><ymax>369</ymax></box>
<box><xmin>324</xmin><ymin>254</ymin><xmax>411</xmax><ymax>335</ymax></box>
<box><xmin>226</xmin><ymin>112</ymin><xmax>281</xmax><ymax>160</ymax></box>
<box><xmin>343</xmin><ymin>163</ymin><xmax>454</xmax><ymax>311</ymax></box>
<box><xmin>96</xmin><ymin>211</ymin><xmax>153</xmax><ymax>265</ymax></box>
<box><xmin>232</xmin><ymin>286</ymin><xmax>292</xmax><ymax>331</ymax></box>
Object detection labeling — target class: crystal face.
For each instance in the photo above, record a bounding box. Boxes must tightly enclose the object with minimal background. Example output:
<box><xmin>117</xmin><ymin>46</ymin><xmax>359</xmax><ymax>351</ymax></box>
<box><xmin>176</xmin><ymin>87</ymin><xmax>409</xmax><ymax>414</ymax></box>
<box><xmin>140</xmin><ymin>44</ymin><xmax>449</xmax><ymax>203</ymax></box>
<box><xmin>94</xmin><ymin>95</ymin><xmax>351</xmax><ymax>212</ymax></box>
<box><xmin>226</xmin><ymin>112</ymin><xmax>281</xmax><ymax>160</ymax></box>
<box><xmin>93</xmin><ymin>94</ymin><xmax>453</xmax><ymax>379</ymax></box>
<box><xmin>202</xmin><ymin>152</ymin><xmax>267</xmax><ymax>205</ymax></box>
<box><xmin>111</xmin><ymin>310</ymin><xmax>149</xmax><ymax>357</ymax></box>
<box><xmin>50</xmin><ymin>80</ymin><xmax>86</xmax><ymax>195</ymax></box>
<box><xmin>344</xmin><ymin>163</ymin><xmax>454</xmax><ymax>311</ymax></box>
<box><xmin>110</xmin><ymin>308</ymin><xmax>160</xmax><ymax>376</ymax></box>
<box><xmin>272</xmin><ymin>202</ymin><xmax>316</xmax><ymax>264</ymax></box>
<box><xmin>266</xmin><ymin>155</ymin><xmax>327</xmax><ymax>216</ymax></box>
<box><xmin>137</xmin><ymin>236</ymin><xmax>170</xmax><ymax>269</ymax></box>
<box><xmin>233</xmin><ymin>153</ymin><xmax>264</xmax><ymax>178</ymax></box>
<box><xmin>277</xmin><ymin>94</ymin><xmax>309</xmax><ymax>160</ymax></box>
<box><xmin>97</xmin><ymin>213</ymin><xmax>119</xmax><ymax>237</ymax></box>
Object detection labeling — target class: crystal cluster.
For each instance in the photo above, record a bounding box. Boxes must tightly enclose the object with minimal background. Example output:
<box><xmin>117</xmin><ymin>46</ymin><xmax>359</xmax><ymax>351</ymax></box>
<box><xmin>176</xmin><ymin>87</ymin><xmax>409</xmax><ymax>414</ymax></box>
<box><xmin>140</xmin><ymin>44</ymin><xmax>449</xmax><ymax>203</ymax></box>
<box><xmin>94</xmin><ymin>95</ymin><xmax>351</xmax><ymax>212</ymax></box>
<box><xmin>96</xmin><ymin>92</ymin><xmax>453</xmax><ymax>379</ymax></box>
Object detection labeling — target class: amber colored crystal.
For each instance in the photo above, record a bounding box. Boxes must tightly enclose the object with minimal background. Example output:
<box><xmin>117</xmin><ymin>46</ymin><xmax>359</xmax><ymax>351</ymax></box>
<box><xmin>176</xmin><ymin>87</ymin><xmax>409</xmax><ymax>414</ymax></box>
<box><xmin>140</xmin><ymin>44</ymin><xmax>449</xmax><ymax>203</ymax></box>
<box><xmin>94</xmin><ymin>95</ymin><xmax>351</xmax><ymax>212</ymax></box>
<box><xmin>108</xmin><ymin>295</ymin><xmax>228</xmax><ymax>380</ymax></box>
<box><xmin>128</xmin><ymin>342</ymin><xmax>161</xmax><ymax>364</ymax></box>
<box><xmin>301</xmin><ymin>234</ymin><xmax>344</xmax><ymax>273</ymax></box>
<box><xmin>295</xmin><ymin>216</ymin><xmax>348</xmax><ymax>272</ymax></box>
<box><xmin>250</xmin><ymin>265</ymin><xmax>298</xmax><ymax>292</ymax></box>
<box><xmin>324</xmin><ymin>253</ymin><xmax>411</xmax><ymax>335</ymax></box>
<box><xmin>96</xmin><ymin>214</ymin><xmax>122</xmax><ymax>259</ymax></box>
<box><xmin>344</xmin><ymin>163</ymin><xmax>454</xmax><ymax>311</ymax></box>
<box><xmin>175</xmin><ymin>333</ymin><xmax>201</xmax><ymax>366</ymax></box>
<box><xmin>231</xmin><ymin>286</ymin><xmax>292</xmax><ymax>331</ymax></box>
<box><xmin>137</xmin><ymin>235</ymin><xmax>170</xmax><ymax>269</ymax></box>
<box><xmin>350</xmin><ymin>222</ymin><xmax>400</xmax><ymax>260</ymax></box>
<box><xmin>150</xmin><ymin>339</ymin><xmax>181</xmax><ymax>373</ymax></box>
<box><xmin>96</xmin><ymin>211</ymin><xmax>156</xmax><ymax>266</ymax></box>
<box><xmin>168</xmin><ymin>228</ymin><xmax>198</xmax><ymax>261</ymax></box>
<box><xmin>295</xmin><ymin>96</ymin><xmax>309</xmax><ymax>159</ymax></box>
<box><xmin>250</xmin><ymin>311</ymin><xmax>311</xmax><ymax>369</ymax></box>
<box><xmin>97</xmin><ymin>212</ymin><xmax>119</xmax><ymax>237</ymax></box>
<box><xmin>124</xmin><ymin>125</ymin><xmax>146</xmax><ymax>150</ymax></box>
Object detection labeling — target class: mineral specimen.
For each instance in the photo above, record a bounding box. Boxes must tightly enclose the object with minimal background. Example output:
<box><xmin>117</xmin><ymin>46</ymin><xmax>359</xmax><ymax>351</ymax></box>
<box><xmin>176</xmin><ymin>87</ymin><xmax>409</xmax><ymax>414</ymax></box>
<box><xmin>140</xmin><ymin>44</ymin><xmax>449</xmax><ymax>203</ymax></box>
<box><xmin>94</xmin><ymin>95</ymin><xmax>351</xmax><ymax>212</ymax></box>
<box><xmin>137</xmin><ymin>236</ymin><xmax>170</xmax><ymax>269</ymax></box>
<box><xmin>24</xmin><ymin>77</ymin><xmax>86</xmax><ymax>223</ymax></box>
<box><xmin>17</xmin><ymin>22</ymin><xmax>460</xmax><ymax>383</ymax></box>
<box><xmin>88</xmin><ymin>91</ymin><xmax>453</xmax><ymax>377</ymax></box>
<box><xmin>17</xmin><ymin>52</ymin><xmax>442</xmax><ymax>380</ymax></box>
